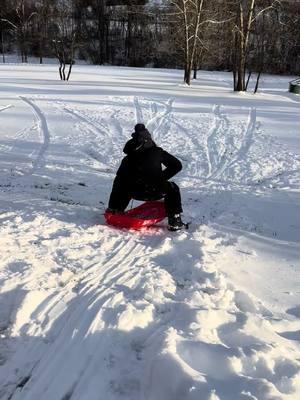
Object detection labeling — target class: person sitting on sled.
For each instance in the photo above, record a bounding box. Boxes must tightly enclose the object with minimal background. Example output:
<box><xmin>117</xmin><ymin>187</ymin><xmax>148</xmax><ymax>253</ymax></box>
<box><xmin>106</xmin><ymin>123</ymin><xmax>185</xmax><ymax>231</ymax></box>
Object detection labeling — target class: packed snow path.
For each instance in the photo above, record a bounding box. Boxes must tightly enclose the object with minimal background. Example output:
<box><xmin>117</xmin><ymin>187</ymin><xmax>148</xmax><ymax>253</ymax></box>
<box><xmin>0</xmin><ymin>65</ymin><xmax>300</xmax><ymax>400</ymax></box>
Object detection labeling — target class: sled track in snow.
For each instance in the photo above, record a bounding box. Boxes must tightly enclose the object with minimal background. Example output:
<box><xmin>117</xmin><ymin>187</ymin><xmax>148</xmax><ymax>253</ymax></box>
<box><xmin>2</xmin><ymin>216</ymin><xmax>300</xmax><ymax>399</ymax></box>
<box><xmin>133</xmin><ymin>97</ymin><xmax>174</xmax><ymax>144</ymax></box>
<box><xmin>20</xmin><ymin>97</ymin><xmax>50</xmax><ymax>174</ymax></box>
<box><xmin>133</xmin><ymin>96</ymin><xmax>144</xmax><ymax>123</ymax></box>
<box><xmin>14</xmin><ymin>123</ymin><xmax>37</xmax><ymax>141</ymax></box>
<box><xmin>109</xmin><ymin>110</ymin><xmax>124</xmax><ymax>138</ymax></box>
<box><xmin>0</xmin><ymin>105</ymin><xmax>13</xmax><ymax>113</ymax></box>
<box><xmin>107</xmin><ymin>109</ymin><xmax>129</xmax><ymax>150</ymax></box>
<box><xmin>1</xmin><ymin>231</ymin><xmax>168</xmax><ymax>400</ymax></box>
<box><xmin>206</xmin><ymin>105</ymin><xmax>230</xmax><ymax>179</ymax></box>
<box><xmin>62</xmin><ymin>105</ymin><xmax>109</xmax><ymax>139</ymax></box>
<box><xmin>146</xmin><ymin>98</ymin><xmax>173</xmax><ymax>143</ymax></box>
<box><xmin>225</xmin><ymin>108</ymin><xmax>256</xmax><ymax>173</ymax></box>
<box><xmin>203</xmin><ymin>106</ymin><xmax>258</xmax><ymax>182</ymax></box>
<box><xmin>2</xmin><ymin>91</ymin><xmax>300</xmax><ymax>400</ymax></box>
<box><xmin>141</xmin><ymin>102</ymin><xmax>259</xmax><ymax>184</ymax></box>
<box><xmin>134</xmin><ymin>96</ymin><xmax>210</xmax><ymax>181</ymax></box>
<box><xmin>169</xmin><ymin>114</ymin><xmax>207</xmax><ymax>179</ymax></box>
<box><xmin>59</xmin><ymin>104</ymin><xmax>119</xmax><ymax>168</ymax></box>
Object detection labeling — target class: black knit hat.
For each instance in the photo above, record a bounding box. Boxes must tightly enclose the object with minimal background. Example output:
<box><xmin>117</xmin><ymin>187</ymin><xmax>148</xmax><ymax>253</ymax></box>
<box><xmin>134</xmin><ymin>123</ymin><xmax>146</xmax><ymax>133</ymax></box>
<box><xmin>132</xmin><ymin>128</ymin><xmax>151</xmax><ymax>141</ymax></box>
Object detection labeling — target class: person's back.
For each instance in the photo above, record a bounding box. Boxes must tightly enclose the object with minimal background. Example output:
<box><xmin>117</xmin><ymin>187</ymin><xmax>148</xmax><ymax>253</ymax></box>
<box><xmin>107</xmin><ymin>123</ymin><xmax>186</xmax><ymax>230</ymax></box>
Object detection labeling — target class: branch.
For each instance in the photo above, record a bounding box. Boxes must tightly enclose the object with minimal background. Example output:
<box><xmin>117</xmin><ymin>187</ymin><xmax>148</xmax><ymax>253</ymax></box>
<box><xmin>0</xmin><ymin>18</ymin><xmax>18</xmax><ymax>30</ymax></box>
<box><xmin>169</xmin><ymin>1</ymin><xmax>185</xmax><ymax>14</ymax></box>
<box><xmin>26</xmin><ymin>12</ymin><xmax>38</xmax><ymax>24</ymax></box>
<box><xmin>196</xmin><ymin>36</ymin><xmax>209</xmax><ymax>52</ymax></box>
<box><xmin>199</xmin><ymin>16</ymin><xmax>235</xmax><ymax>26</ymax></box>
<box><xmin>251</xmin><ymin>1</ymin><xmax>281</xmax><ymax>24</ymax></box>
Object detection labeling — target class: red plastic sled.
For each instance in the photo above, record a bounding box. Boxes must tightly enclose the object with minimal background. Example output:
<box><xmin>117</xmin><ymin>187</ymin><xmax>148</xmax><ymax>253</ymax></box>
<box><xmin>104</xmin><ymin>201</ymin><xmax>166</xmax><ymax>230</ymax></box>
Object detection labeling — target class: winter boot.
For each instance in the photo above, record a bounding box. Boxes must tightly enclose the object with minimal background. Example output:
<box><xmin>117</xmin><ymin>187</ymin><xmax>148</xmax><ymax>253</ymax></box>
<box><xmin>168</xmin><ymin>214</ymin><xmax>186</xmax><ymax>231</ymax></box>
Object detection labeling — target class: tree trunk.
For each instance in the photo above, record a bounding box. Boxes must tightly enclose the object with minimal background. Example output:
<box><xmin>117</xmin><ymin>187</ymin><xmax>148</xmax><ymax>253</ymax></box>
<box><xmin>67</xmin><ymin>63</ymin><xmax>73</xmax><ymax>81</ymax></box>
<box><xmin>193</xmin><ymin>64</ymin><xmax>197</xmax><ymax>80</ymax></box>
<box><xmin>189</xmin><ymin>0</ymin><xmax>203</xmax><ymax>83</ymax></box>
<box><xmin>236</xmin><ymin>2</ymin><xmax>245</xmax><ymax>91</ymax></box>
<box><xmin>97</xmin><ymin>0</ymin><xmax>106</xmax><ymax>64</ymax></box>
<box><xmin>66</xmin><ymin>39</ymin><xmax>75</xmax><ymax>81</ymax></box>
<box><xmin>233</xmin><ymin>69</ymin><xmax>237</xmax><ymax>90</ymax></box>
<box><xmin>236</xmin><ymin>58</ymin><xmax>245</xmax><ymax>91</ymax></box>
<box><xmin>39</xmin><ymin>27</ymin><xmax>43</xmax><ymax>64</ymax></box>
<box><xmin>59</xmin><ymin>62</ymin><xmax>63</xmax><ymax>80</ymax></box>
<box><xmin>245</xmin><ymin>70</ymin><xmax>252</xmax><ymax>90</ymax></box>
<box><xmin>1</xmin><ymin>29</ymin><xmax>5</xmax><ymax>63</ymax></box>
<box><xmin>126</xmin><ymin>13</ymin><xmax>132</xmax><ymax>64</ymax></box>
<box><xmin>184</xmin><ymin>63</ymin><xmax>191</xmax><ymax>85</ymax></box>
<box><xmin>62</xmin><ymin>63</ymin><xmax>66</xmax><ymax>80</ymax></box>
<box><xmin>254</xmin><ymin>71</ymin><xmax>261</xmax><ymax>93</ymax></box>
<box><xmin>106</xmin><ymin>20</ymin><xmax>109</xmax><ymax>63</ymax></box>
<box><xmin>235</xmin><ymin>0</ymin><xmax>256</xmax><ymax>91</ymax></box>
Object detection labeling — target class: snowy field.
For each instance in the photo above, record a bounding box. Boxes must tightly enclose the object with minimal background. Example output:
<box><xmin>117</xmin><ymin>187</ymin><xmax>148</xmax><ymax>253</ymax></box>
<box><xmin>0</xmin><ymin>63</ymin><xmax>300</xmax><ymax>400</ymax></box>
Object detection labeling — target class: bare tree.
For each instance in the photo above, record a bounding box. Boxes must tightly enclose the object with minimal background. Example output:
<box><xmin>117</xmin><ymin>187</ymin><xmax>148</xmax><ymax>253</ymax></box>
<box><xmin>0</xmin><ymin>20</ymin><xmax>6</xmax><ymax>63</ymax></box>
<box><xmin>169</xmin><ymin>0</ymin><xmax>207</xmax><ymax>85</ymax></box>
<box><xmin>276</xmin><ymin>0</ymin><xmax>300</xmax><ymax>75</ymax></box>
<box><xmin>35</xmin><ymin>0</ymin><xmax>55</xmax><ymax>64</ymax></box>
<box><xmin>1</xmin><ymin>0</ymin><xmax>37</xmax><ymax>62</ymax></box>
<box><xmin>51</xmin><ymin>0</ymin><xmax>78</xmax><ymax>80</ymax></box>
<box><xmin>0</xmin><ymin>0</ymin><xmax>299</xmax><ymax>78</ymax></box>
<box><xmin>169</xmin><ymin>0</ymin><xmax>231</xmax><ymax>85</ymax></box>
<box><xmin>229</xmin><ymin>0</ymin><xmax>280</xmax><ymax>91</ymax></box>
<box><xmin>96</xmin><ymin>0</ymin><xmax>107</xmax><ymax>64</ymax></box>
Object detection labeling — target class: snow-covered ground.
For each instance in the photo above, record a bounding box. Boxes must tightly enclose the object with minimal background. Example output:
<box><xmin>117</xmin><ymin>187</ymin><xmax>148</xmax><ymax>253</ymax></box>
<box><xmin>0</xmin><ymin>63</ymin><xmax>300</xmax><ymax>400</ymax></box>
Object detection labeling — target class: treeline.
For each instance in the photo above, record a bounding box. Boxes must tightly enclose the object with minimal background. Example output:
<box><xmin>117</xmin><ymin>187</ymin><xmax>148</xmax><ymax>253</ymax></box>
<box><xmin>0</xmin><ymin>0</ymin><xmax>299</xmax><ymax>88</ymax></box>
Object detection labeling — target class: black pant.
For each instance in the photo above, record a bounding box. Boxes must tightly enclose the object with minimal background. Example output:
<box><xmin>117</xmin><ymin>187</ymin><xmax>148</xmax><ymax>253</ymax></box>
<box><xmin>108</xmin><ymin>177</ymin><xmax>183</xmax><ymax>216</ymax></box>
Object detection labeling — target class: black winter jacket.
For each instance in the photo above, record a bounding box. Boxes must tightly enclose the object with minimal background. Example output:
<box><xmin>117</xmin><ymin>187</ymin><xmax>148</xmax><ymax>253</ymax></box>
<box><xmin>116</xmin><ymin>138</ymin><xmax>182</xmax><ymax>192</ymax></box>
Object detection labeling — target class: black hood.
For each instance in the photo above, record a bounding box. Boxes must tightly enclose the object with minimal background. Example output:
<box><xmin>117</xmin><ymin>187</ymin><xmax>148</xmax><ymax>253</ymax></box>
<box><xmin>131</xmin><ymin>128</ymin><xmax>152</xmax><ymax>143</ymax></box>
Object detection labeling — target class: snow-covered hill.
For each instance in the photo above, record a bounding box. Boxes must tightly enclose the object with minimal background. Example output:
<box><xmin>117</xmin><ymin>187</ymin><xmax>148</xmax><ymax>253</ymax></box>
<box><xmin>0</xmin><ymin>64</ymin><xmax>300</xmax><ymax>400</ymax></box>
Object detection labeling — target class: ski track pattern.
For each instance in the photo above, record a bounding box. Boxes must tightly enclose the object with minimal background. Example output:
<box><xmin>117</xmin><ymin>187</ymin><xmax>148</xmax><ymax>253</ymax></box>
<box><xmin>1</xmin><ymin>221</ymin><xmax>300</xmax><ymax>400</ymax></box>
<box><xmin>206</xmin><ymin>106</ymin><xmax>256</xmax><ymax>181</ymax></box>
<box><xmin>20</xmin><ymin>96</ymin><xmax>50</xmax><ymax>174</ymax></box>
<box><xmin>206</xmin><ymin>105</ymin><xmax>223</xmax><ymax>177</ymax></box>
<box><xmin>134</xmin><ymin>96</ymin><xmax>174</xmax><ymax>145</ymax></box>
<box><xmin>146</xmin><ymin>98</ymin><xmax>173</xmax><ymax>144</ymax></box>
<box><xmin>134</xmin><ymin>96</ymin><xmax>144</xmax><ymax>123</ymax></box>
<box><xmin>49</xmin><ymin>96</ymin><xmax>279</xmax><ymax>189</ymax></box>
<box><xmin>133</xmin><ymin>96</ymin><xmax>207</xmax><ymax>181</ymax></box>
<box><xmin>0</xmin><ymin>225</ymin><xmax>165</xmax><ymax>399</ymax></box>
<box><xmin>224</xmin><ymin>108</ymin><xmax>256</xmax><ymax>172</ymax></box>
<box><xmin>1</xmin><ymin>95</ymin><xmax>300</xmax><ymax>400</ymax></box>
<box><xmin>59</xmin><ymin>103</ymin><xmax>122</xmax><ymax>169</ymax></box>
